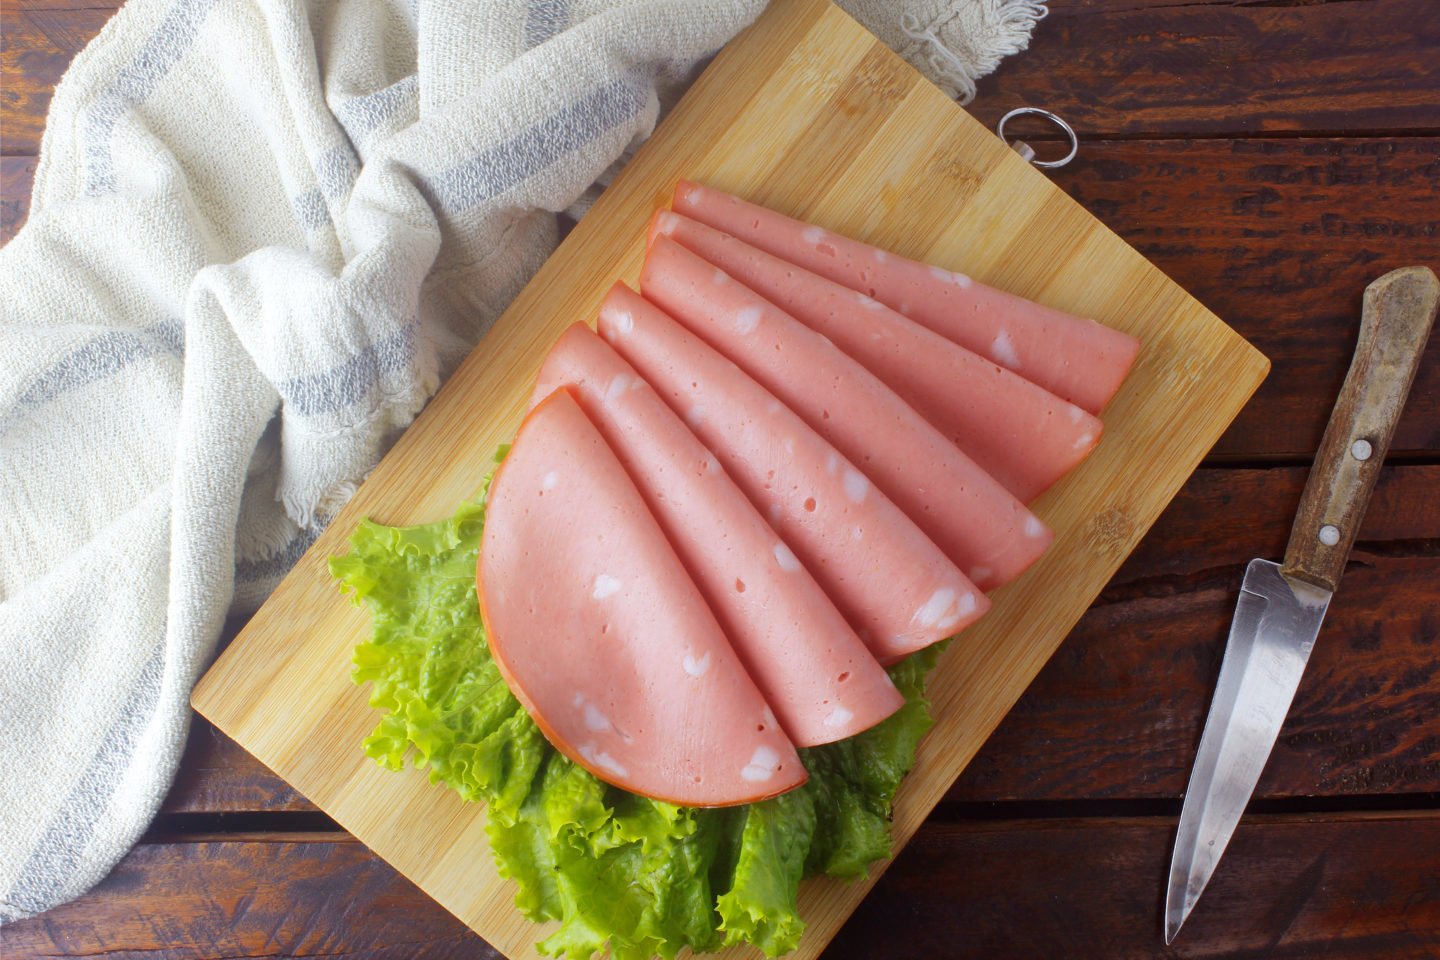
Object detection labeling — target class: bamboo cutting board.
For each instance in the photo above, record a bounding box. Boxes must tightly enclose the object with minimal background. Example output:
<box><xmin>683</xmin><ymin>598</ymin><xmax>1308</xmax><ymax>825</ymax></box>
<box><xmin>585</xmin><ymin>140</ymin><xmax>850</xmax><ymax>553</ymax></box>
<box><xmin>193</xmin><ymin>0</ymin><xmax>1269</xmax><ymax>956</ymax></box>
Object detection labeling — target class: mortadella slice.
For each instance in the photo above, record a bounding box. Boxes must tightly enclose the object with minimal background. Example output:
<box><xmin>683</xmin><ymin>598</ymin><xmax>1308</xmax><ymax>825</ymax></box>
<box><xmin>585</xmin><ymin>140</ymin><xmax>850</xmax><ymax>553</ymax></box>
<box><xmin>671</xmin><ymin>180</ymin><xmax>1140</xmax><ymax>414</ymax></box>
<box><xmin>651</xmin><ymin>211</ymin><xmax>1104</xmax><ymax>503</ymax></box>
<box><xmin>532</xmin><ymin>323</ymin><xmax>903</xmax><ymax>746</ymax></box>
<box><xmin>598</xmin><ymin>284</ymin><xmax>987</xmax><ymax>663</ymax></box>
<box><xmin>640</xmin><ymin>237</ymin><xmax>1050</xmax><ymax>590</ymax></box>
<box><xmin>479</xmin><ymin>389</ymin><xmax>804</xmax><ymax>806</ymax></box>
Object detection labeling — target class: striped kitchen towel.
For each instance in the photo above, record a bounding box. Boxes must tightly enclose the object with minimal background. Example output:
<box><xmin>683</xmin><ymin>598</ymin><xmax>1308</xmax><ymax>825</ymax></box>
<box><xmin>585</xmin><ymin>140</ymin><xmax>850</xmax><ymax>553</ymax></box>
<box><xmin>0</xmin><ymin>0</ymin><xmax>1046</xmax><ymax>924</ymax></box>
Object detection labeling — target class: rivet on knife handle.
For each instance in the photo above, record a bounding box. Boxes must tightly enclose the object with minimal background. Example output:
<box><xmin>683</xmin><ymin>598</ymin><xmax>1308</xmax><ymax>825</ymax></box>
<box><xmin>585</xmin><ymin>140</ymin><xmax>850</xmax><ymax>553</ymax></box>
<box><xmin>1281</xmin><ymin>266</ymin><xmax>1439</xmax><ymax>593</ymax></box>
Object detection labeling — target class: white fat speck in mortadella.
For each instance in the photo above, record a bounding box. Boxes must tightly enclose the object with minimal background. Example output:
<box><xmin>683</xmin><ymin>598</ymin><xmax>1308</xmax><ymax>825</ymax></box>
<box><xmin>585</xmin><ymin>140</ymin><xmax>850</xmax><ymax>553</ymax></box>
<box><xmin>734</xmin><ymin>305</ymin><xmax>763</xmax><ymax>335</ymax></box>
<box><xmin>579</xmin><ymin>743</ymin><xmax>629</xmax><ymax>779</ymax></box>
<box><xmin>532</xmin><ymin>317</ymin><xmax>903</xmax><ymax>749</ymax></box>
<box><xmin>741</xmin><ymin>745</ymin><xmax>782</xmax><ymax>782</ymax></box>
<box><xmin>682</xmin><ymin>651</ymin><xmax>712</xmax><ymax>677</ymax></box>
<box><xmin>583</xmin><ymin>702</ymin><xmax>612</xmax><ymax>732</ymax></box>
<box><xmin>906</xmin><ymin>587</ymin><xmax>976</xmax><ymax>635</ymax></box>
<box><xmin>991</xmin><ymin>329</ymin><xmax>1020</xmax><ymax>369</ymax></box>
<box><xmin>773</xmin><ymin>542</ymin><xmax>801</xmax><ymax>572</ymax></box>
<box><xmin>842</xmin><ymin>468</ymin><xmax>869</xmax><ymax>503</ymax></box>
<box><xmin>480</xmin><ymin>389</ymin><xmax>805</xmax><ymax>804</ymax></box>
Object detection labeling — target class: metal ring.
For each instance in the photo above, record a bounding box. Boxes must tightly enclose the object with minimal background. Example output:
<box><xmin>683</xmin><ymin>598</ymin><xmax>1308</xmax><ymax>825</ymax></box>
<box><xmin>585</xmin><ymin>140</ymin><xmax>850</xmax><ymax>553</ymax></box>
<box><xmin>996</xmin><ymin>107</ymin><xmax>1079</xmax><ymax>169</ymax></box>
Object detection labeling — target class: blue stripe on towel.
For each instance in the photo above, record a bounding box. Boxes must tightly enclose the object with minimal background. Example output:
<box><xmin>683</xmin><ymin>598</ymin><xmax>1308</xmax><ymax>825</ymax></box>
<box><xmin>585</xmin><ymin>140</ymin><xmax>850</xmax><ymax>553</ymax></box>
<box><xmin>84</xmin><ymin>0</ymin><xmax>222</xmax><ymax>195</ymax></box>
<box><xmin>0</xmin><ymin>643</ymin><xmax>165</xmax><ymax>920</ymax></box>
<box><xmin>524</xmin><ymin>0</ymin><xmax>571</xmax><ymax>48</ymax></box>
<box><xmin>423</xmin><ymin>70</ymin><xmax>649</xmax><ymax>214</ymax></box>
<box><xmin>274</xmin><ymin>319</ymin><xmax>416</xmax><ymax>416</ymax></box>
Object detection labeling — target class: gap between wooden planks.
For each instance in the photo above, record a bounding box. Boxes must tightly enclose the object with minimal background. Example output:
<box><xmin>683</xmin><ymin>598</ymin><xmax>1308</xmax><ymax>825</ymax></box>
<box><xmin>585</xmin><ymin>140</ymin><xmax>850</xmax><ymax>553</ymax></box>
<box><xmin>5</xmin><ymin>0</ymin><xmax>1440</xmax><ymax>157</ymax></box>
<box><xmin>6</xmin><ymin>811</ymin><xmax>1440</xmax><ymax>960</ymax></box>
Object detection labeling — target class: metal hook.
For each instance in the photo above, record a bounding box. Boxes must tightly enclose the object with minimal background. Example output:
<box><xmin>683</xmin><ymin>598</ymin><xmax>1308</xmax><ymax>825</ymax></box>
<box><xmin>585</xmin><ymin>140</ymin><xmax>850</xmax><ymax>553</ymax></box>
<box><xmin>996</xmin><ymin>107</ymin><xmax>1079</xmax><ymax>169</ymax></box>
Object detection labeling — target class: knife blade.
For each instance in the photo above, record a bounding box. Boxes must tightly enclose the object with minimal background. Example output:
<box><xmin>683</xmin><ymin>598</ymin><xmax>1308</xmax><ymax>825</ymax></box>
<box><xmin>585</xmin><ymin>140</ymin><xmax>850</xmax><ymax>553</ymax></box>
<box><xmin>1164</xmin><ymin>265</ymin><xmax>1440</xmax><ymax>944</ymax></box>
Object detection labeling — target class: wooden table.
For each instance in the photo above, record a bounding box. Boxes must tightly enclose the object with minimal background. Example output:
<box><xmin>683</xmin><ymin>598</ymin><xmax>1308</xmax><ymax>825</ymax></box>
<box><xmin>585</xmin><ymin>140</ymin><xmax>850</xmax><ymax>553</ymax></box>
<box><xmin>3</xmin><ymin>2</ymin><xmax>1438</xmax><ymax>957</ymax></box>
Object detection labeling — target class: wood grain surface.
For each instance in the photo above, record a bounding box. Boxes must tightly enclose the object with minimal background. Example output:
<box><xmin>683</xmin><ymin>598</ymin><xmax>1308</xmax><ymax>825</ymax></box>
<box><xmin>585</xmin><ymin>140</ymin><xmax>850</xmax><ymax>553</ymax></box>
<box><xmin>7</xmin><ymin>812</ymin><xmax>1439</xmax><ymax>960</ymax></box>
<box><xmin>188</xmin><ymin>1</ymin><xmax>1267</xmax><ymax>957</ymax></box>
<box><xmin>9</xmin><ymin>136</ymin><xmax>1437</xmax><ymax>459</ymax></box>
<box><xmin>7</xmin><ymin>0</ymin><xmax>1440</xmax><ymax>157</ymax></box>
<box><xmin>966</xmin><ymin>0</ymin><xmax>1440</xmax><ymax>138</ymax></box>
<box><xmin>4</xmin><ymin>0</ymin><xmax>1438</xmax><ymax>957</ymax></box>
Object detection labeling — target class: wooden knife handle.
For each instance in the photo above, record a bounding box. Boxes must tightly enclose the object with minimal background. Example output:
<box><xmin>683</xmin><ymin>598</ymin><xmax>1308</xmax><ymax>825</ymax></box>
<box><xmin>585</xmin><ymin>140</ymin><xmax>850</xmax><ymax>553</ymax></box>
<box><xmin>1281</xmin><ymin>266</ymin><xmax>1439</xmax><ymax>593</ymax></box>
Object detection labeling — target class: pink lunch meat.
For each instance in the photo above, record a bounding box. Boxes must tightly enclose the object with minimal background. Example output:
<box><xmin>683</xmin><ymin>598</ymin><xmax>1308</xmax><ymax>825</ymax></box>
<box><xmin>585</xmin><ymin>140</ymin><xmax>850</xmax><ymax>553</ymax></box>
<box><xmin>532</xmin><ymin>322</ymin><xmax>903</xmax><ymax>746</ymax></box>
<box><xmin>650</xmin><ymin>210</ymin><xmax>1104</xmax><ymax>504</ymax></box>
<box><xmin>640</xmin><ymin>237</ymin><xmax>1050</xmax><ymax>590</ymax></box>
<box><xmin>671</xmin><ymin>179</ymin><xmax>1140</xmax><ymax>415</ymax></box>
<box><xmin>478</xmin><ymin>388</ymin><xmax>805</xmax><ymax>806</ymax></box>
<box><xmin>598</xmin><ymin>283</ymin><xmax>987</xmax><ymax>663</ymax></box>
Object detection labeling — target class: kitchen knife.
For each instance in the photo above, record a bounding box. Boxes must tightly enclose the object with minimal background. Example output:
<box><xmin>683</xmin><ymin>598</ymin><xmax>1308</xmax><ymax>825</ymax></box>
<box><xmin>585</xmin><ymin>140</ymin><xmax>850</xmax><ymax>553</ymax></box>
<box><xmin>1164</xmin><ymin>265</ymin><xmax>1440</xmax><ymax>944</ymax></box>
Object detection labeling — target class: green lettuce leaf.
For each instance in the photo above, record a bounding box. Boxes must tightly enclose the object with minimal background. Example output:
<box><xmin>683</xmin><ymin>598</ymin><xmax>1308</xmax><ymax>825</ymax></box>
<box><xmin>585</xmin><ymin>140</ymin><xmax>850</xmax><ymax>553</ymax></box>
<box><xmin>716</xmin><ymin>788</ymin><xmax>815</xmax><ymax>955</ymax></box>
<box><xmin>333</xmin><ymin>496</ymin><xmax>943</xmax><ymax>958</ymax></box>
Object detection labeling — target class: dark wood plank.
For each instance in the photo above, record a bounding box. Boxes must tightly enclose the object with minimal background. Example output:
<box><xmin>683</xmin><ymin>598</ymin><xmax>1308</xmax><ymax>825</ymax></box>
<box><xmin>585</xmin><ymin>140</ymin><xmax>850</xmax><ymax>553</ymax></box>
<box><xmin>1046</xmin><ymin>0</ymin><xmax>1272</xmax><ymax>13</ymax></box>
<box><xmin>834</xmin><ymin>812</ymin><xmax>1440</xmax><ymax>959</ymax></box>
<box><xmin>1</xmin><ymin>155</ymin><xmax>36</xmax><ymax>243</ymax></box>
<box><xmin>0</xmin><ymin>834</ymin><xmax>499</xmax><ymax>959</ymax></box>
<box><xmin>0</xmin><ymin>5</ymin><xmax>115</xmax><ymax>156</ymax></box>
<box><xmin>162</xmin><ymin>717</ymin><xmax>310</xmax><ymax>814</ymax></box>
<box><xmin>952</xmin><ymin>555</ymin><xmax>1440</xmax><ymax>804</ymax></box>
<box><xmin>6</xmin><ymin>0</ymin><xmax>1440</xmax><ymax>158</ymax></box>
<box><xmin>1057</xmin><ymin>137</ymin><xmax>1440</xmax><ymax>459</ymax></box>
<box><xmin>6</xmin><ymin>813</ymin><xmax>1439</xmax><ymax>958</ymax></box>
<box><xmin>969</xmin><ymin>0</ymin><xmax>1440</xmax><ymax>138</ymax></box>
<box><xmin>1112</xmin><ymin>465</ymin><xmax>1440</xmax><ymax>589</ymax></box>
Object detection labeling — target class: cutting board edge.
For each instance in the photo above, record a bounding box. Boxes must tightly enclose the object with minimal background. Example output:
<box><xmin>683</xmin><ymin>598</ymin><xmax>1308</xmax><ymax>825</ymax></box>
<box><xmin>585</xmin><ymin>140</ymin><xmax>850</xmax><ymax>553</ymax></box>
<box><xmin>188</xmin><ymin>0</ymin><xmax>1278</xmax><ymax>956</ymax></box>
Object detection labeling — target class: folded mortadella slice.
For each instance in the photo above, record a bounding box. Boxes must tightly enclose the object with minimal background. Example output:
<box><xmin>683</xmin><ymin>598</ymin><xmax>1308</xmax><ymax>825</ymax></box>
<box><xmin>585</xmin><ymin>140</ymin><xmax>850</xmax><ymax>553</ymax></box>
<box><xmin>671</xmin><ymin>180</ymin><xmax>1140</xmax><ymax>415</ymax></box>
<box><xmin>640</xmin><ymin>238</ymin><xmax>1050</xmax><ymax>590</ymax></box>
<box><xmin>479</xmin><ymin>389</ymin><xmax>804</xmax><ymax>806</ymax></box>
<box><xmin>532</xmin><ymin>322</ymin><xmax>903</xmax><ymax>746</ymax></box>
<box><xmin>651</xmin><ymin>212</ymin><xmax>1104</xmax><ymax>503</ymax></box>
<box><xmin>598</xmin><ymin>284</ymin><xmax>987</xmax><ymax>663</ymax></box>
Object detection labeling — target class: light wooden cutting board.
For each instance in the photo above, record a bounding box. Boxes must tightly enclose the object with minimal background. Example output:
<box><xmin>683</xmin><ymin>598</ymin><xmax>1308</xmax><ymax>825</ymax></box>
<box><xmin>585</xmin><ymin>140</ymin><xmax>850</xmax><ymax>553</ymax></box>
<box><xmin>192</xmin><ymin>0</ymin><xmax>1269</xmax><ymax>956</ymax></box>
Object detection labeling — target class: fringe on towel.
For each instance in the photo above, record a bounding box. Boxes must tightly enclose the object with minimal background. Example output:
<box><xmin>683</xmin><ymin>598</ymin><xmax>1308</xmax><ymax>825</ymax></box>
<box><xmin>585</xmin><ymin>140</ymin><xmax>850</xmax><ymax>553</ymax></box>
<box><xmin>841</xmin><ymin>0</ymin><xmax>1049</xmax><ymax>104</ymax></box>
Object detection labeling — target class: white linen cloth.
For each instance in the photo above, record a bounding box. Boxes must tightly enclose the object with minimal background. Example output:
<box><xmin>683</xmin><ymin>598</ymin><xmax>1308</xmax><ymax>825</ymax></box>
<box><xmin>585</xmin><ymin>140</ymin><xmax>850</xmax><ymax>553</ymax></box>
<box><xmin>0</xmin><ymin>0</ymin><xmax>1046</xmax><ymax>924</ymax></box>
